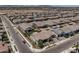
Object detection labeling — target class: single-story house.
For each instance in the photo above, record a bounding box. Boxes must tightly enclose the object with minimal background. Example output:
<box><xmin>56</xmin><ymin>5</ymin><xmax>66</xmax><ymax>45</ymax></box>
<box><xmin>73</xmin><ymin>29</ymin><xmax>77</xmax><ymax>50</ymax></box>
<box><xmin>0</xmin><ymin>42</ymin><xmax>9</xmax><ymax>53</ymax></box>
<box><xmin>30</xmin><ymin>29</ymin><xmax>57</xmax><ymax>43</ymax></box>
<box><xmin>19</xmin><ymin>23</ymin><xmax>32</xmax><ymax>33</ymax></box>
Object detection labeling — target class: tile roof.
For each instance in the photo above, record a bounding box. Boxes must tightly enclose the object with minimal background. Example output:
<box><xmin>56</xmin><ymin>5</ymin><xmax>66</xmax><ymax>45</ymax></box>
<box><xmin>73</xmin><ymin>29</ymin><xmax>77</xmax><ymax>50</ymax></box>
<box><xmin>30</xmin><ymin>29</ymin><xmax>56</xmax><ymax>41</ymax></box>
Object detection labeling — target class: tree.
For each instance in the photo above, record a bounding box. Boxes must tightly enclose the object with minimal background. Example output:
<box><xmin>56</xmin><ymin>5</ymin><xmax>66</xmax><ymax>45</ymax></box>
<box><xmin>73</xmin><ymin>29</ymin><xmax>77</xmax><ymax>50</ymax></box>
<box><xmin>63</xmin><ymin>33</ymin><xmax>69</xmax><ymax>38</ymax></box>
<box><xmin>72</xmin><ymin>42</ymin><xmax>79</xmax><ymax>53</ymax></box>
<box><xmin>38</xmin><ymin>39</ymin><xmax>44</xmax><ymax>48</ymax></box>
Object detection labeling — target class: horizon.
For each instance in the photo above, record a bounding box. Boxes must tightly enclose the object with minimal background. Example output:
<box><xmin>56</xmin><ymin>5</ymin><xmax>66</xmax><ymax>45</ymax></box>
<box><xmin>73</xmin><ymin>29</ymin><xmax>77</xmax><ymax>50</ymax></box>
<box><xmin>0</xmin><ymin>5</ymin><xmax>79</xmax><ymax>7</ymax></box>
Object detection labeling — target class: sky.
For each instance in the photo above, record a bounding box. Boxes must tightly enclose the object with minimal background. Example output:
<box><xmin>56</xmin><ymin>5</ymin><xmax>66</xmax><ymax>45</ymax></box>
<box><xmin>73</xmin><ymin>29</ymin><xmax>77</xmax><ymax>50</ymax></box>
<box><xmin>0</xmin><ymin>0</ymin><xmax>79</xmax><ymax>5</ymax></box>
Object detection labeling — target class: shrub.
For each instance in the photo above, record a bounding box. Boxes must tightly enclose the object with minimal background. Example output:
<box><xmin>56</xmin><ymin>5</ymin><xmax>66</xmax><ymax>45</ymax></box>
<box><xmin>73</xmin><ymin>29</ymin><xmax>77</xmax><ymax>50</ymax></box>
<box><xmin>38</xmin><ymin>39</ymin><xmax>44</xmax><ymax>48</ymax></box>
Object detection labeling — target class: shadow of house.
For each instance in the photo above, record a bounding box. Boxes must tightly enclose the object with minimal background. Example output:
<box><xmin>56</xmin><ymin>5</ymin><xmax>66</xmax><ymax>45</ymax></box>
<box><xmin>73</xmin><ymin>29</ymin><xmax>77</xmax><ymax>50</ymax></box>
<box><xmin>30</xmin><ymin>29</ymin><xmax>57</xmax><ymax>47</ymax></box>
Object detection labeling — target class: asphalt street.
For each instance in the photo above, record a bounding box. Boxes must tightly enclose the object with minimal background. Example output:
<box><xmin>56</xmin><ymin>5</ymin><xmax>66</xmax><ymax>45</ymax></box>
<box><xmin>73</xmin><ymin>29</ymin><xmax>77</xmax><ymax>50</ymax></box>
<box><xmin>1</xmin><ymin>15</ymin><xmax>32</xmax><ymax>53</ymax></box>
<box><xmin>42</xmin><ymin>34</ymin><xmax>79</xmax><ymax>53</ymax></box>
<box><xmin>1</xmin><ymin>15</ymin><xmax>79</xmax><ymax>53</ymax></box>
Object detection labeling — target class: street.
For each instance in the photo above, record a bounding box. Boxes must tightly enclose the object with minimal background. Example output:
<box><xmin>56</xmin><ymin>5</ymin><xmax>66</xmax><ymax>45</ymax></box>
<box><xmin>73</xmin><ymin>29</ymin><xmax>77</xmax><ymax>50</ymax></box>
<box><xmin>42</xmin><ymin>34</ymin><xmax>79</xmax><ymax>53</ymax></box>
<box><xmin>1</xmin><ymin>15</ymin><xmax>32</xmax><ymax>53</ymax></box>
<box><xmin>1</xmin><ymin>15</ymin><xmax>79</xmax><ymax>53</ymax></box>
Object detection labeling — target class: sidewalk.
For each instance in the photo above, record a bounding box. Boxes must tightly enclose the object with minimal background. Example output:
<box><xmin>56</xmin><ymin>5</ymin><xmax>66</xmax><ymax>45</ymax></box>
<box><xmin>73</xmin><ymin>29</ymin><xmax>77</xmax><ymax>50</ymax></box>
<box><xmin>15</xmin><ymin>22</ymin><xmax>77</xmax><ymax>53</ymax></box>
<box><xmin>4</xmin><ymin>15</ymin><xmax>79</xmax><ymax>53</ymax></box>
<box><xmin>61</xmin><ymin>47</ymin><xmax>75</xmax><ymax>53</ymax></box>
<box><xmin>1</xmin><ymin>16</ymin><xmax>19</xmax><ymax>53</ymax></box>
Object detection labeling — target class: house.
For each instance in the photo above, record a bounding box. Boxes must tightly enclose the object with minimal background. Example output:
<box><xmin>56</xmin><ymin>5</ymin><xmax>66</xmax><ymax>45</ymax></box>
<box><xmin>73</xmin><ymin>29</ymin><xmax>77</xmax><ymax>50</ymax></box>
<box><xmin>52</xmin><ymin>28</ymin><xmax>63</xmax><ymax>37</ymax></box>
<box><xmin>33</xmin><ymin>17</ymin><xmax>46</xmax><ymax>21</ymax></box>
<box><xmin>0</xmin><ymin>42</ymin><xmax>9</xmax><ymax>53</ymax></box>
<box><xmin>60</xmin><ymin>26</ymin><xmax>72</xmax><ymax>38</ymax></box>
<box><xmin>30</xmin><ymin>29</ymin><xmax>57</xmax><ymax>43</ymax></box>
<box><xmin>70</xmin><ymin>25</ymin><xmax>79</xmax><ymax>34</ymax></box>
<box><xmin>60</xmin><ymin>24</ymin><xmax>79</xmax><ymax>37</ymax></box>
<box><xmin>19</xmin><ymin>23</ymin><xmax>32</xmax><ymax>33</ymax></box>
<box><xmin>44</xmin><ymin>20</ymin><xmax>55</xmax><ymax>26</ymax></box>
<box><xmin>32</xmin><ymin>22</ymin><xmax>46</xmax><ymax>28</ymax></box>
